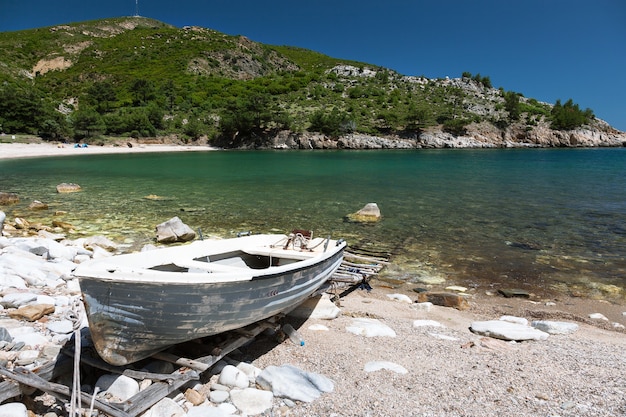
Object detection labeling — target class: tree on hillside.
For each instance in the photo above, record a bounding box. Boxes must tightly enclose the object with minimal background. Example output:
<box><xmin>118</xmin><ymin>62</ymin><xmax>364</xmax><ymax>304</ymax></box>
<box><xmin>87</xmin><ymin>81</ymin><xmax>117</xmax><ymax>113</ymax></box>
<box><xmin>551</xmin><ymin>99</ymin><xmax>594</xmax><ymax>130</ymax></box>
<box><xmin>130</xmin><ymin>78</ymin><xmax>155</xmax><ymax>105</ymax></box>
<box><xmin>0</xmin><ymin>83</ymin><xmax>53</xmax><ymax>134</ymax></box>
<box><xmin>71</xmin><ymin>107</ymin><xmax>106</xmax><ymax>138</ymax></box>
<box><xmin>503</xmin><ymin>90</ymin><xmax>521</xmax><ymax>122</ymax></box>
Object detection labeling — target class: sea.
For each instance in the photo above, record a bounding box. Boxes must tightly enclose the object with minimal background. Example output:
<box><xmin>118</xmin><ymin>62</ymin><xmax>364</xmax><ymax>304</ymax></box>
<box><xmin>1</xmin><ymin>148</ymin><xmax>624</xmax><ymax>299</ymax></box>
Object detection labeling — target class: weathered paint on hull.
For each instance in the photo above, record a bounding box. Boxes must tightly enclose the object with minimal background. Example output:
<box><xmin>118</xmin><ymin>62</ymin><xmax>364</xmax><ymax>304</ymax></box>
<box><xmin>79</xmin><ymin>248</ymin><xmax>344</xmax><ymax>365</ymax></box>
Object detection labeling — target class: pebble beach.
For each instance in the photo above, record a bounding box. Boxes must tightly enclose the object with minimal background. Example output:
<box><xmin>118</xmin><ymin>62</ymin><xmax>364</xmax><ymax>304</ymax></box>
<box><xmin>0</xmin><ymin>142</ymin><xmax>625</xmax><ymax>416</ymax></box>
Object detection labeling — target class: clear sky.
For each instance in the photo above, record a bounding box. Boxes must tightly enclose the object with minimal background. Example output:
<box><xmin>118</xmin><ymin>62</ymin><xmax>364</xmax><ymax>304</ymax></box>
<box><xmin>1</xmin><ymin>0</ymin><xmax>625</xmax><ymax>131</ymax></box>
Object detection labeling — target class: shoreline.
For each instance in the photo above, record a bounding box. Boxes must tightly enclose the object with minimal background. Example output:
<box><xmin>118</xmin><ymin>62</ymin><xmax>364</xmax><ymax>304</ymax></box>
<box><xmin>0</xmin><ymin>141</ymin><xmax>218</xmax><ymax>160</ymax></box>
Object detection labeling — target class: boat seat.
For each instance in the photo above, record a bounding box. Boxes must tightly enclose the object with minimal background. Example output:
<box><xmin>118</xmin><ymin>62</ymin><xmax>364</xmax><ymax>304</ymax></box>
<box><xmin>173</xmin><ymin>260</ymin><xmax>250</xmax><ymax>273</ymax></box>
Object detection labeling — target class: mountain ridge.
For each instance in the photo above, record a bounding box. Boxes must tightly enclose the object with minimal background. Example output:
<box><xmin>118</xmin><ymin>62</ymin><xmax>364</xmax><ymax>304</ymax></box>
<box><xmin>1</xmin><ymin>16</ymin><xmax>624</xmax><ymax>148</ymax></box>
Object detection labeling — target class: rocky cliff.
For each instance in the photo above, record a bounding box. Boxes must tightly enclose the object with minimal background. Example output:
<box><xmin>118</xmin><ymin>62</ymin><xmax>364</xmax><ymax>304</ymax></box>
<box><xmin>241</xmin><ymin>121</ymin><xmax>626</xmax><ymax>150</ymax></box>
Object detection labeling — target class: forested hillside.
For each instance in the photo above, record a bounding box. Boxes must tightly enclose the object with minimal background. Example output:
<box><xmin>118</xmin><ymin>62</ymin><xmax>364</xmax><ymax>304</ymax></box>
<box><xmin>0</xmin><ymin>16</ymin><xmax>622</xmax><ymax>148</ymax></box>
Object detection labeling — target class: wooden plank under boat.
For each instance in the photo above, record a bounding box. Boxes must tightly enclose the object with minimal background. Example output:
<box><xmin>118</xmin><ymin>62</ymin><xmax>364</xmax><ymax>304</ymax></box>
<box><xmin>73</xmin><ymin>233</ymin><xmax>346</xmax><ymax>366</ymax></box>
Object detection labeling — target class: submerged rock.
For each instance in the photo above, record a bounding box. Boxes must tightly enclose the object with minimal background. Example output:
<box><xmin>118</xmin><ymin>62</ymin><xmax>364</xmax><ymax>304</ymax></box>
<box><xmin>56</xmin><ymin>183</ymin><xmax>82</xmax><ymax>193</ymax></box>
<box><xmin>0</xmin><ymin>193</ymin><xmax>19</xmax><ymax>205</ymax></box>
<box><xmin>345</xmin><ymin>203</ymin><xmax>381</xmax><ymax>223</ymax></box>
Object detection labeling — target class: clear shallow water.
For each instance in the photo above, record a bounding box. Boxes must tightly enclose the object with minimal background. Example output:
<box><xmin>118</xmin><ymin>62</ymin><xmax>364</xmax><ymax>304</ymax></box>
<box><xmin>1</xmin><ymin>148</ymin><xmax>624</xmax><ymax>298</ymax></box>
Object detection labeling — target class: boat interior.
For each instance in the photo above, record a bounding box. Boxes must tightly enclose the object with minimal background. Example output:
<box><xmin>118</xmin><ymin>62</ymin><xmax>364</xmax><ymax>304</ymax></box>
<box><xmin>148</xmin><ymin>234</ymin><xmax>333</xmax><ymax>274</ymax></box>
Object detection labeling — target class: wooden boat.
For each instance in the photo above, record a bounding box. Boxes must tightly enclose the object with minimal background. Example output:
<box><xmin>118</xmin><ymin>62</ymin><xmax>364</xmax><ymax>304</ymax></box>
<box><xmin>74</xmin><ymin>232</ymin><xmax>346</xmax><ymax>366</ymax></box>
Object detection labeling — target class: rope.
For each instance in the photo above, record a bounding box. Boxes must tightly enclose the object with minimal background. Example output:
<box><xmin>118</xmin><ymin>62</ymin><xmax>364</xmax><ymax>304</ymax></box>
<box><xmin>65</xmin><ymin>297</ymin><xmax>83</xmax><ymax>417</ymax></box>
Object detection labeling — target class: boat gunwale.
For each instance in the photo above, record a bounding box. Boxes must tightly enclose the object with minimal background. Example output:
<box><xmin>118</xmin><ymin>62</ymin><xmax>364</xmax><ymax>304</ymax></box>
<box><xmin>74</xmin><ymin>234</ymin><xmax>346</xmax><ymax>285</ymax></box>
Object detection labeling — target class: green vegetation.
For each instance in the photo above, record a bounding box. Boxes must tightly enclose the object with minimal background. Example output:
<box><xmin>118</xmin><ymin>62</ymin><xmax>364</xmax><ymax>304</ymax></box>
<box><xmin>0</xmin><ymin>17</ymin><xmax>597</xmax><ymax>145</ymax></box>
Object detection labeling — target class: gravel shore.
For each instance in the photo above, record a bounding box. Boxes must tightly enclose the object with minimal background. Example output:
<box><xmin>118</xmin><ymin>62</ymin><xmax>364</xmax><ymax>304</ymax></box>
<box><xmin>249</xmin><ymin>285</ymin><xmax>626</xmax><ymax>417</ymax></box>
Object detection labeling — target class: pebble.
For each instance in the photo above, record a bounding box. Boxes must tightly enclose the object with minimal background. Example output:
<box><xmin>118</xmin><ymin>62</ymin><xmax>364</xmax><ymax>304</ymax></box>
<box><xmin>364</xmin><ymin>361</ymin><xmax>408</xmax><ymax>374</ymax></box>
<box><xmin>345</xmin><ymin>318</ymin><xmax>396</xmax><ymax>337</ymax></box>
<box><xmin>413</xmin><ymin>319</ymin><xmax>444</xmax><ymax>328</ymax></box>
<box><xmin>531</xmin><ymin>320</ymin><xmax>579</xmax><ymax>335</ymax></box>
<box><xmin>500</xmin><ymin>315</ymin><xmax>529</xmax><ymax>326</ymax></box>
<box><xmin>588</xmin><ymin>313</ymin><xmax>609</xmax><ymax>321</ymax></box>
<box><xmin>230</xmin><ymin>388</ymin><xmax>274</xmax><ymax>415</ymax></box>
<box><xmin>386</xmin><ymin>293</ymin><xmax>413</xmax><ymax>303</ymax></box>
<box><xmin>256</xmin><ymin>364</ymin><xmax>334</xmax><ymax>403</ymax></box>
<box><xmin>218</xmin><ymin>365</ymin><xmax>249</xmax><ymax>389</ymax></box>
<box><xmin>95</xmin><ymin>374</ymin><xmax>139</xmax><ymax>401</ymax></box>
<box><xmin>470</xmin><ymin>320</ymin><xmax>549</xmax><ymax>341</ymax></box>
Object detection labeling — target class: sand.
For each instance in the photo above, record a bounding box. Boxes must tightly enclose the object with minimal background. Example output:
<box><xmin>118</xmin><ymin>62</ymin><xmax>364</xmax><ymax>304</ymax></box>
<box><xmin>0</xmin><ymin>141</ymin><xmax>216</xmax><ymax>160</ymax></box>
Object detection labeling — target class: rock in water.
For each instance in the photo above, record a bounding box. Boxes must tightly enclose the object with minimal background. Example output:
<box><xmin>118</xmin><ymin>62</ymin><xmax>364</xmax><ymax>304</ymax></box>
<box><xmin>55</xmin><ymin>183</ymin><xmax>82</xmax><ymax>193</ymax></box>
<box><xmin>0</xmin><ymin>193</ymin><xmax>19</xmax><ymax>205</ymax></box>
<box><xmin>346</xmin><ymin>202</ymin><xmax>381</xmax><ymax>223</ymax></box>
<box><xmin>155</xmin><ymin>216</ymin><xmax>196</xmax><ymax>243</ymax></box>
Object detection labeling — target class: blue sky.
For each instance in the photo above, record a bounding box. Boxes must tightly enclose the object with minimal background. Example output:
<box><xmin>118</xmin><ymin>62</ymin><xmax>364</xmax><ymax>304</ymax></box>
<box><xmin>1</xmin><ymin>0</ymin><xmax>625</xmax><ymax>131</ymax></box>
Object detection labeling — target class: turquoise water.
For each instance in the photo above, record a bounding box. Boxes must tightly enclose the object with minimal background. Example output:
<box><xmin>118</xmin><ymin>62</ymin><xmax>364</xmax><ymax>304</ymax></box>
<box><xmin>1</xmin><ymin>148</ymin><xmax>624</xmax><ymax>298</ymax></box>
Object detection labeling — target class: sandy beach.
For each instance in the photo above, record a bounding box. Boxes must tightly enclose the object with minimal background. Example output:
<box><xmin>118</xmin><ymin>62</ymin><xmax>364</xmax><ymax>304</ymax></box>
<box><xmin>1</xmin><ymin>140</ymin><xmax>625</xmax><ymax>416</ymax></box>
<box><xmin>0</xmin><ymin>141</ymin><xmax>217</xmax><ymax>160</ymax></box>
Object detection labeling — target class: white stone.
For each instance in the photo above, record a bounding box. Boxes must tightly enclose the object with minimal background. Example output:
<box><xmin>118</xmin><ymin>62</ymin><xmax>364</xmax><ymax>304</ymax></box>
<box><xmin>0</xmin><ymin>402</ymin><xmax>28</xmax><ymax>417</ymax></box>
<box><xmin>1</xmin><ymin>292</ymin><xmax>37</xmax><ymax>308</ymax></box>
<box><xmin>256</xmin><ymin>364</ymin><xmax>333</xmax><ymax>403</ymax></box>
<box><xmin>236</xmin><ymin>361</ymin><xmax>262</xmax><ymax>381</ymax></box>
<box><xmin>15</xmin><ymin>349</ymin><xmax>40</xmax><ymax>365</ymax></box>
<box><xmin>588</xmin><ymin>313</ymin><xmax>609</xmax><ymax>321</ymax></box>
<box><xmin>217</xmin><ymin>403</ymin><xmax>237</xmax><ymax>414</ymax></box>
<box><xmin>470</xmin><ymin>320</ymin><xmax>549</xmax><ymax>341</ymax></box>
<box><xmin>218</xmin><ymin>364</ymin><xmax>249</xmax><ymax>388</ymax></box>
<box><xmin>411</xmin><ymin>302</ymin><xmax>433</xmax><ymax>312</ymax></box>
<box><xmin>187</xmin><ymin>405</ymin><xmax>230</xmax><ymax>417</ymax></box>
<box><xmin>230</xmin><ymin>388</ymin><xmax>274</xmax><ymax>415</ymax></box>
<box><xmin>0</xmin><ymin>273</ymin><xmax>27</xmax><ymax>289</ymax></box>
<box><xmin>386</xmin><ymin>293</ymin><xmax>412</xmax><ymax>303</ymax></box>
<box><xmin>531</xmin><ymin>320</ymin><xmax>579</xmax><ymax>335</ymax></box>
<box><xmin>209</xmin><ymin>389</ymin><xmax>230</xmax><ymax>403</ymax></box>
<box><xmin>428</xmin><ymin>332</ymin><xmax>460</xmax><ymax>341</ymax></box>
<box><xmin>35</xmin><ymin>295</ymin><xmax>56</xmax><ymax>305</ymax></box>
<box><xmin>364</xmin><ymin>361</ymin><xmax>408</xmax><ymax>374</ymax></box>
<box><xmin>500</xmin><ymin>315</ymin><xmax>529</xmax><ymax>326</ymax></box>
<box><xmin>141</xmin><ymin>397</ymin><xmax>185</xmax><ymax>417</ymax></box>
<box><xmin>445</xmin><ymin>285</ymin><xmax>468</xmax><ymax>292</ymax></box>
<box><xmin>346</xmin><ymin>318</ymin><xmax>396</xmax><ymax>337</ymax></box>
<box><xmin>12</xmin><ymin>332</ymin><xmax>50</xmax><ymax>348</ymax></box>
<box><xmin>95</xmin><ymin>374</ymin><xmax>139</xmax><ymax>401</ymax></box>
<box><xmin>413</xmin><ymin>319</ymin><xmax>444</xmax><ymax>328</ymax></box>
<box><xmin>308</xmin><ymin>324</ymin><xmax>329</xmax><ymax>331</ymax></box>
<box><xmin>46</xmin><ymin>319</ymin><xmax>75</xmax><ymax>334</ymax></box>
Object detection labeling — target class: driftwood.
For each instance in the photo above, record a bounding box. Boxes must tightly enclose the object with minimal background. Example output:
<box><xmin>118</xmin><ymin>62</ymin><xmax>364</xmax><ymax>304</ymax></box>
<box><xmin>110</xmin><ymin>316</ymin><xmax>280</xmax><ymax>417</ymax></box>
<box><xmin>0</xmin><ymin>365</ymin><xmax>131</xmax><ymax>417</ymax></box>
<box><xmin>0</xmin><ymin>355</ymin><xmax>73</xmax><ymax>404</ymax></box>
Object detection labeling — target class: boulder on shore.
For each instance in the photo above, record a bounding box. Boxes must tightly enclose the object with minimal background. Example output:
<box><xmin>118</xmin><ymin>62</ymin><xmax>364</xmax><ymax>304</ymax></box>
<box><xmin>345</xmin><ymin>203</ymin><xmax>381</xmax><ymax>223</ymax></box>
<box><xmin>416</xmin><ymin>292</ymin><xmax>470</xmax><ymax>310</ymax></box>
<box><xmin>155</xmin><ymin>216</ymin><xmax>196</xmax><ymax>243</ymax></box>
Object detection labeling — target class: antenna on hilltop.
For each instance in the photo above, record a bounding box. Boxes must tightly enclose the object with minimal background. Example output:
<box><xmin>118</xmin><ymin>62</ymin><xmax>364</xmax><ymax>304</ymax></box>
<box><xmin>134</xmin><ymin>0</ymin><xmax>140</xmax><ymax>17</ymax></box>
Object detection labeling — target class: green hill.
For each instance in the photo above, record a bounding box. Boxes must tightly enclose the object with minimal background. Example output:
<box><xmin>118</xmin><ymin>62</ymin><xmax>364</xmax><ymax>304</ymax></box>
<box><xmin>0</xmin><ymin>16</ymin><xmax>620</xmax><ymax>148</ymax></box>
